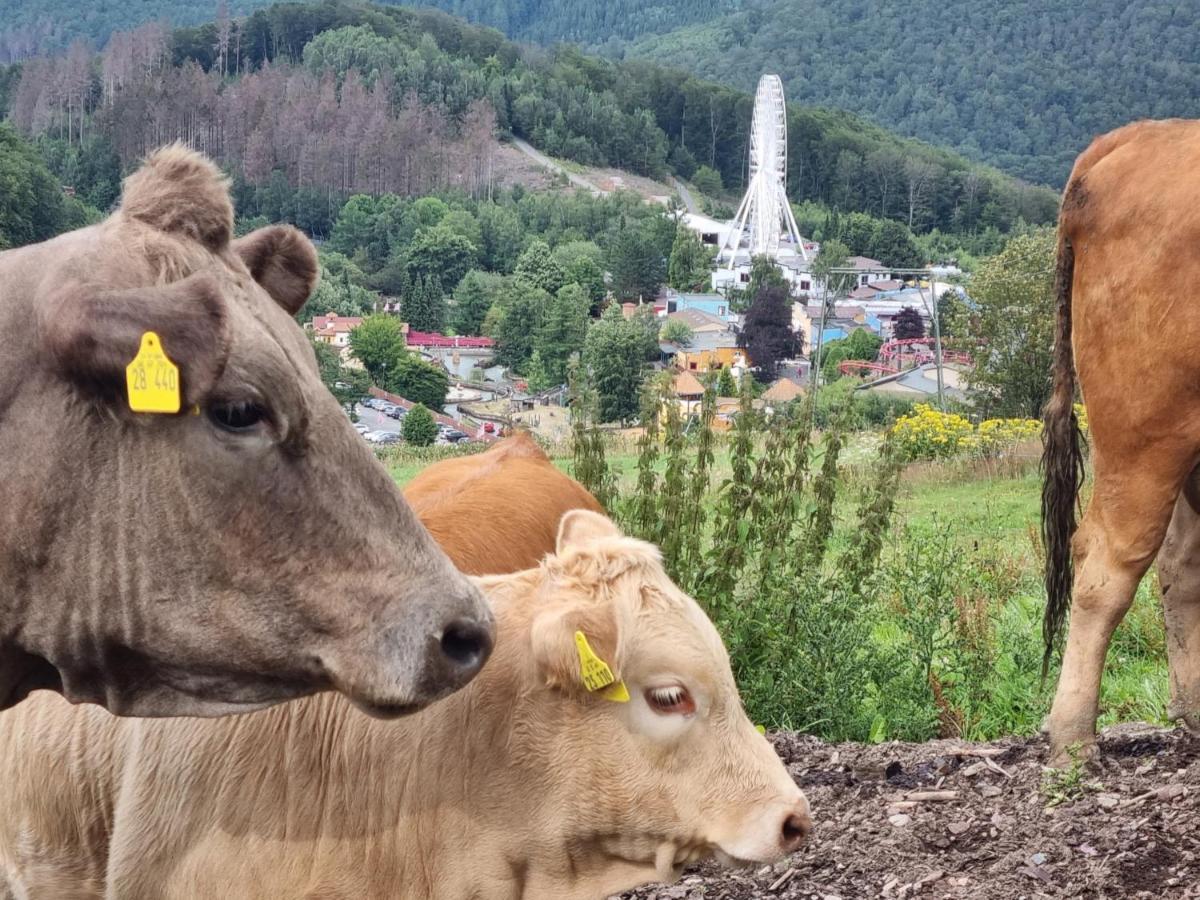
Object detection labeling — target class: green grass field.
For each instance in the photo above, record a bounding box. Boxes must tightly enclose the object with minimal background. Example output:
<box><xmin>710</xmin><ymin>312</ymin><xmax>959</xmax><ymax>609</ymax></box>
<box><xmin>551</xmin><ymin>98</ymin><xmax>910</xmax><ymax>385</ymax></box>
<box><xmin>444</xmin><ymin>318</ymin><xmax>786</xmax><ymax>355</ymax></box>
<box><xmin>383</xmin><ymin>439</ymin><xmax>1168</xmax><ymax>741</ymax></box>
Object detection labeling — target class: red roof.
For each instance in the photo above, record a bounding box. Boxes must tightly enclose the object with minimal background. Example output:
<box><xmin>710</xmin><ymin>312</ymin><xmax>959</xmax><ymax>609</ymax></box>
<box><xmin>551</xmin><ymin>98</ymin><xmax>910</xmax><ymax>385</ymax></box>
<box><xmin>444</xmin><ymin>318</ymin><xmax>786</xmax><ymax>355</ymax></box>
<box><xmin>405</xmin><ymin>330</ymin><xmax>495</xmax><ymax>349</ymax></box>
<box><xmin>311</xmin><ymin>313</ymin><xmax>363</xmax><ymax>333</ymax></box>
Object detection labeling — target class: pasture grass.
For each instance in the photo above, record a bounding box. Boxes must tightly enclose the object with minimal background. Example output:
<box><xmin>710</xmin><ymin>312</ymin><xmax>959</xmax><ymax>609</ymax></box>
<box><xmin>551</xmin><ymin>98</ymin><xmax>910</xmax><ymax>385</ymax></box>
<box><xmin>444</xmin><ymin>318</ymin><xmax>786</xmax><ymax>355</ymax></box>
<box><xmin>382</xmin><ymin>428</ymin><xmax>1169</xmax><ymax>743</ymax></box>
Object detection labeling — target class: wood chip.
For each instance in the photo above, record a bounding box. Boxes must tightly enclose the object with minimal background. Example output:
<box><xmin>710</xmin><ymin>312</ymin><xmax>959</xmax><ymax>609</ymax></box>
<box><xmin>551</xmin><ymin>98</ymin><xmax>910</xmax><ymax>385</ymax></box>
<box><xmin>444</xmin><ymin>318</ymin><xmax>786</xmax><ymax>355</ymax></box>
<box><xmin>950</xmin><ymin>747</ymin><xmax>1007</xmax><ymax>758</ymax></box>
<box><xmin>985</xmin><ymin>757</ymin><xmax>1013</xmax><ymax>778</ymax></box>
<box><xmin>768</xmin><ymin>868</ymin><xmax>797</xmax><ymax>891</ymax></box>
<box><xmin>904</xmin><ymin>790</ymin><xmax>960</xmax><ymax>802</ymax></box>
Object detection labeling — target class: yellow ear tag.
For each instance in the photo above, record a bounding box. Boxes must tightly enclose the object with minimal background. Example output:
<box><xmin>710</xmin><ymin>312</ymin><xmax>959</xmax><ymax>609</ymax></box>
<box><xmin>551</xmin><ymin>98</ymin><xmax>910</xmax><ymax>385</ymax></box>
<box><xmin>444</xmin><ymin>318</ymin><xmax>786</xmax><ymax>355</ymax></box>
<box><xmin>755</xmin><ymin>724</ymin><xmax>767</xmax><ymax>735</ymax></box>
<box><xmin>574</xmin><ymin>631</ymin><xmax>629</xmax><ymax>703</ymax></box>
<box><xmin>125</xmin><ymin>332</ymin><xmax>180</xmax><ymax>414</ymax></box>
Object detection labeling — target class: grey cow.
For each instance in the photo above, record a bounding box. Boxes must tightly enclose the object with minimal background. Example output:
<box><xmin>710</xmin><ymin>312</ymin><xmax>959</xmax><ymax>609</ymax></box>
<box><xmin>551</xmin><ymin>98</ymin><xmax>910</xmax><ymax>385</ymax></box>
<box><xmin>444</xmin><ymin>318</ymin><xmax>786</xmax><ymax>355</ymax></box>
<box><xmin>0</xmin><ymin>145</ymin><xmax>492</xmax><ymax>718</ymax></box>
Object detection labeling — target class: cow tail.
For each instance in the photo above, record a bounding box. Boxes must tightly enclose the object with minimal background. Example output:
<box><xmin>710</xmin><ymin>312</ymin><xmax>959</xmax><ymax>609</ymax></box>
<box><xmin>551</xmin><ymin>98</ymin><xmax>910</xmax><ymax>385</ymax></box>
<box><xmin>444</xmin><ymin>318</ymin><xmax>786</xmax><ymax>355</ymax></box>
<box><xmin>1041</xmin><ymin>232</ymin><xmax>1085</xmax><ymax>679</ymax></box>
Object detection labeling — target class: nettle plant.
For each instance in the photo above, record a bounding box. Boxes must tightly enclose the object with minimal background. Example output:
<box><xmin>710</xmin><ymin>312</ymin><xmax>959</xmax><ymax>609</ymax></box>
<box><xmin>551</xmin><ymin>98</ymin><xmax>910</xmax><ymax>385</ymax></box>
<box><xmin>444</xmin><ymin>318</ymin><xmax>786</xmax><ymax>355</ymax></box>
<box><xmin>569</xmin><ymin>372</ymin><xmax>924</xmax><ymax>740</ymax></box>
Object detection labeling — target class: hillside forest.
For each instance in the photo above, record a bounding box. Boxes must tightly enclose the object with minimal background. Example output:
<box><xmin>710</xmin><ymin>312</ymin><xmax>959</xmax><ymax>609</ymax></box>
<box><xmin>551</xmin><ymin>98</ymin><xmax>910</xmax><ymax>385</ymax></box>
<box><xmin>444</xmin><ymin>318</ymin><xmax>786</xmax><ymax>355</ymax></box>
<box><xmin>0</xmin><ymin>1</ymin><xmax>1056</xmax><ymax>237</ymax></box>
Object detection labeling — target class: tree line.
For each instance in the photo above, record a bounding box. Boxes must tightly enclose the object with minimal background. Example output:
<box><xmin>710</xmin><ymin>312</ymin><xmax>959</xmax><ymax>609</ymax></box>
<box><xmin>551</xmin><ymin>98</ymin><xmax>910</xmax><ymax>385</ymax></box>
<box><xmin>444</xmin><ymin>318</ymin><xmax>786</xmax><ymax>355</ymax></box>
<box><xmin>0</xmin><ymin>0</ymin><xmax>1056</xmax><ymax>239</ymax></box>
<box><xmin>614</xmin><ymin>0</ymin><xmax>1198</xmax><ymax>188</ymax></box>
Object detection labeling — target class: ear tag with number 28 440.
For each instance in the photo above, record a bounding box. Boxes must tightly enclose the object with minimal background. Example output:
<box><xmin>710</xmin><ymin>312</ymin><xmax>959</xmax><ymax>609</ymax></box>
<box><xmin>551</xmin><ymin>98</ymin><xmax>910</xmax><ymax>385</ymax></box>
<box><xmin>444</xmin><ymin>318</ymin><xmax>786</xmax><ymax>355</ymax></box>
<box><xmin>126</xmin><ymin>332</ymin><xmax>181</xmax><ymax>414</ymax></box>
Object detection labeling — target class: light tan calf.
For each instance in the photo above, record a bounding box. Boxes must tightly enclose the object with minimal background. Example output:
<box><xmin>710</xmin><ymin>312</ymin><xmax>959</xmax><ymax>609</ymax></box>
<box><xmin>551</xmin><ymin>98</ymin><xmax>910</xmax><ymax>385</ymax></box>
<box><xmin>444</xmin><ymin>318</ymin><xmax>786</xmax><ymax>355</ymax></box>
<box><xmin>0</xmin><ymin>511</ymin><xmax>810</xmax><ymax>900</ymax></box>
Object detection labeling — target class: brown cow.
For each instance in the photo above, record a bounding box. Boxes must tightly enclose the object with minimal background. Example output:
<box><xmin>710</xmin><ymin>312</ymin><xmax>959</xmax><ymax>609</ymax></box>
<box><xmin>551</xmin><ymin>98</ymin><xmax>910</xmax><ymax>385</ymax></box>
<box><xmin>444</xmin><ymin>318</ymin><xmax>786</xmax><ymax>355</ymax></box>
<box><xmin>0</xmin><ymin>145</ymin><xmax>491</xmax><ymax>719</ymax></box>
<box><xmin>404</xmin><ymin>431</ymin><xmax>604</xmax><ymax>575</ymax></box>
<box><xmin>1042</xmin><ymin>119</ymin><xmax>1200</xmax><ymax>759</ymax></box>
<box><xmin>0</xmin><ymin>506</ymin><xmax>811</xmax><ymax>900</ymax></box>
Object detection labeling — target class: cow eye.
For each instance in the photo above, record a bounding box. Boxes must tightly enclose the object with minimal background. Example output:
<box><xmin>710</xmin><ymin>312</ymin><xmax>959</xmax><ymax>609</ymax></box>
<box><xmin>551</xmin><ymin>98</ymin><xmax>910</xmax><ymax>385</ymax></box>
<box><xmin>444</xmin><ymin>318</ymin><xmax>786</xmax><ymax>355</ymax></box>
<box><xmin>207</xmin><ymin>399</ymin><xmax>268</xmax><ymax>433</ymax></box>
<box><xmin>645</xmin><ymin>685</ymin><xmax>696</xmax><ymax>716</ymax></box>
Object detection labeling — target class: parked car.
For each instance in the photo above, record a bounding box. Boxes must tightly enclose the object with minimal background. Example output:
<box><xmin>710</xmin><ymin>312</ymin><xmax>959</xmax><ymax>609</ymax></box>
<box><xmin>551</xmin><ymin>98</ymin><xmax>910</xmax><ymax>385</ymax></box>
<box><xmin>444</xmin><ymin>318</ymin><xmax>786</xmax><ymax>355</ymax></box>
<box><xmin>352</xmin><ymin>422</ymin><xmax>370</xmax><ymax>435</ymax></box>
<box><xmin>365</xmin><ymin>430</ymin><xmax>401</xmax><ymax>445</ymax></box>
<box><xmin>482</xmin><ymin>422</ymin><xmax>496</xmax><ymax>434</ymax></box>
<box><xmin>386</xmin><ymin>407</ymin><xmax>407</xmax><ymax>420</ymax></box>
<box><xmin>443</xmin><ymin>429</ymin><xmax>468</xmax><ymax>443</ymax></box>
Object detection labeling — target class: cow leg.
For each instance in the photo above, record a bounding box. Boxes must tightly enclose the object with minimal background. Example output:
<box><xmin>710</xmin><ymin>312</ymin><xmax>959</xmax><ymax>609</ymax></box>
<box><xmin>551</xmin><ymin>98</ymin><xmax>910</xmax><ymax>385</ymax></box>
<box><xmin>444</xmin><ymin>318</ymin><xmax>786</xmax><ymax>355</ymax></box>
<box><xmin>1045</xmin><ymin>445</ymin><xmax>1192</xmax><ymax>762</ymax></box>
<box><xmin>1157</xmin><ymin>470</ymin><xmax>1200</xmax><ymax>733</ymax></box>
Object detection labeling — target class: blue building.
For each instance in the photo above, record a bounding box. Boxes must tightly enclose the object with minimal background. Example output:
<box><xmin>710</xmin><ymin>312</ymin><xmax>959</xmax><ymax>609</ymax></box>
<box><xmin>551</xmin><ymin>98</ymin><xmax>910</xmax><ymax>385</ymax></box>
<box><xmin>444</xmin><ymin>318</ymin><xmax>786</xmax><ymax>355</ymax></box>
<box><xmin>664</xmin><ymin>293</ymin><xmax>734</xmax><ymax>322</ymax></box>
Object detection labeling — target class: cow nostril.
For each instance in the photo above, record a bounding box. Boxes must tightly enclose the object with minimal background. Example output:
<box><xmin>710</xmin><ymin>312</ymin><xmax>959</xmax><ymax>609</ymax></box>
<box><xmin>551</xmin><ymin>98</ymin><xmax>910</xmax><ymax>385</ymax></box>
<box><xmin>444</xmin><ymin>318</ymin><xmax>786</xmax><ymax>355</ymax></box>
<box><xmin>440</xmin><ymin>618</ymin><xmax>492</xmax><ymax>672</ymax></box>
<box><xmin>781</xmin><ymin>812</ymin><xmax>811</xmax><ymax>848</ymax></box>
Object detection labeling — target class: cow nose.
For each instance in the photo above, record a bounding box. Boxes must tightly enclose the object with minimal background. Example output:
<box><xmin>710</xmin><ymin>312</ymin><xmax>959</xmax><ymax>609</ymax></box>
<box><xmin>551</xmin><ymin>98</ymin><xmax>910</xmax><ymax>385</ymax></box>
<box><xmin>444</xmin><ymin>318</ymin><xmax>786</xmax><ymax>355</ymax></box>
<box><xmin>439</xmin><ymin>617</ymin><xmax>492</xmax><ymax>674</ymax></box>
<box><xmin>779</xmin><ymin>804</ymin><xmax>812</xmax><ymax>853</ymax></box>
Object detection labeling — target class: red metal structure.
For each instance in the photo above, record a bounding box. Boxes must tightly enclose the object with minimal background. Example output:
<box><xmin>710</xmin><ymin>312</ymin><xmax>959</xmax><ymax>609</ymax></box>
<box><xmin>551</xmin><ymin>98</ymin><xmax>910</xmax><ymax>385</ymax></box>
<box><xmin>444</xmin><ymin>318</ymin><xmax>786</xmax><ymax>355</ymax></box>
<box><xmin>836</xmin><ymin>338</ymin><xmax>973</xmax><ymax>378</ymax></box>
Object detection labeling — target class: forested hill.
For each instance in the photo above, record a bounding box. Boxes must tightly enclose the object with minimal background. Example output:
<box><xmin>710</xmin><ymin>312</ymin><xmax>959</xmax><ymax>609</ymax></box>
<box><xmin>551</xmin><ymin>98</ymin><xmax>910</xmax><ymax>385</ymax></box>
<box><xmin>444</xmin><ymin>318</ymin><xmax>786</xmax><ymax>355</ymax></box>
<box><xmin>6</xmin><ymin>2</ymin><xmax>1196</xmax><ymax>188</ymax></box>
<box><xmin>0</xmin><ymin>0</ymin><xmax>735</xmax><ymax>60</ymax></box>
<box><xmin>0</xmin><ymin>0</ymin><xmax>1055</xmax><ymax>241</ymax></box>
<box><xmin>420</xmin><ymin>0</ymin><xmax>1200</xmax><ymax>188</ymax></box>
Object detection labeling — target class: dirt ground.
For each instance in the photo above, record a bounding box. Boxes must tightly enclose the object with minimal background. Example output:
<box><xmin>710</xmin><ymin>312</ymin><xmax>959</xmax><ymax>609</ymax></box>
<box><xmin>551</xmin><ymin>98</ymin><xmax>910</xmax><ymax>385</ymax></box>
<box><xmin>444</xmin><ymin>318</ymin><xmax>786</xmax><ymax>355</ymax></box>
<box><xmin>620</xmin><ymin>724</ymin><xmax>1200</xmax><ymax>899</ymax></box>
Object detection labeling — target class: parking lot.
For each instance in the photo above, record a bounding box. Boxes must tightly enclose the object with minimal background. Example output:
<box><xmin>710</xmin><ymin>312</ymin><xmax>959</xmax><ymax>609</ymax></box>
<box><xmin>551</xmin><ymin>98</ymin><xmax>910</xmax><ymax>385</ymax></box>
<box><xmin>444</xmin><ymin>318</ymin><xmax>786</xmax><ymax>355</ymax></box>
<box><xmin>352</xmin><ymin>401</ymin><xmax>476</xmax><ymax>445</ymax></box>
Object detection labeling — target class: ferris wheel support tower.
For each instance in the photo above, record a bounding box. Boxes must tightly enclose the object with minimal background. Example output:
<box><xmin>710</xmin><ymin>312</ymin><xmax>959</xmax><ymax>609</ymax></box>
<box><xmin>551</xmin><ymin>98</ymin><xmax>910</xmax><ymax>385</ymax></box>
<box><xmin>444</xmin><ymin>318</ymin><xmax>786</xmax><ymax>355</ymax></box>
<box><xmin>717</xmin><ymin>74</ymin><xmax>808</xmax><ymax>266</ymax></box>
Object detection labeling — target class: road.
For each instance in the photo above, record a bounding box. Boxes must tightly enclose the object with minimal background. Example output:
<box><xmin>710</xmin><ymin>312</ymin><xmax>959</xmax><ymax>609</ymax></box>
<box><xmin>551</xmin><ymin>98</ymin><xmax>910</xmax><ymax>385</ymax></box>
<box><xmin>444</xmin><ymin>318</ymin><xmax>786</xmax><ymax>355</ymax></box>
<box><xmin>510</xmin><ymin>137</ymin><xmax>605</xmax><ymax>196</ymax></box>
<box><xmin>671</xmin><ymin>176</ymin><xmax>698</xmax><ymax>214</ymax></box>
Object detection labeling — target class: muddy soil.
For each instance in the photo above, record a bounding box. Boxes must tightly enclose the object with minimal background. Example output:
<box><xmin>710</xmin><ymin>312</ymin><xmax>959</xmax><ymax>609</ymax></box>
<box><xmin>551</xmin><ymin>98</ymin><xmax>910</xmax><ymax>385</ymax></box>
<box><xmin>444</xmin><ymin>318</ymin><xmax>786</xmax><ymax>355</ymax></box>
<box><xmin>620</xmin><ymin>724</ymin><xmax>1200</xmax><ymax>899</ymax></box>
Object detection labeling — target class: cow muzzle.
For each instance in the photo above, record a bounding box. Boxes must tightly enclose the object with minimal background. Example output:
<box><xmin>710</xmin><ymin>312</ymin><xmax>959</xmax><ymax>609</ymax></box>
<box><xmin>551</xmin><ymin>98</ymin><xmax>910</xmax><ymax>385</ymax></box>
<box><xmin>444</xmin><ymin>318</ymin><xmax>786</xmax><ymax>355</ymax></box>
<box><xmin>327</xmin><ymin>586</ymin><xmax>495</xmax><ymax>719</ymax></box>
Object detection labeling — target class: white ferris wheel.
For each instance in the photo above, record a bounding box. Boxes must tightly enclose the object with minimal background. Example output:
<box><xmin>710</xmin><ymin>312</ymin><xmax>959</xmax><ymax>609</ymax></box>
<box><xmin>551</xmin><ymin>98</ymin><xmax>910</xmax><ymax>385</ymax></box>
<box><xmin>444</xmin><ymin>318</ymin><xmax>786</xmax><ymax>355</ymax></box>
<box><xmin>717</xmin><ymin>74</ymin><xmax>808</xmax><ymax>266</ymax></box>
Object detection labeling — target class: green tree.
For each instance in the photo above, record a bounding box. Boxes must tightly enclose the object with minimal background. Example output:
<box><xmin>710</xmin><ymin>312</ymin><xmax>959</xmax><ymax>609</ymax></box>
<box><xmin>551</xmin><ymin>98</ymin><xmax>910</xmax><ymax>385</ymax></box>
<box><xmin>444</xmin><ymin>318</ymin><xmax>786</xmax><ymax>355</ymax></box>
<box><xmin>553</xmin><ymin>240</ymin><xmax>607</xmax><ymax>311</ymax></box>
<box><xmin>667</xmin><ymin>227</ymin><xmax>712</xmax><ymax>291</ymax></box>
<box><xmin>691</xmin><ymin>165</ymin><xmax>723</xmax><ymax>196</ymax></box>
<box><xmin>716</xmin><ymin>366</ymin><xmax>738</xmax><ymax>397</ymax></box>
<box><xmin>311</xmin><ymin>338</ymin><xmax>370</xmax><ymax>414</ymax></box>
<box><xmin>404</xmin><ymin>223</ymin><xmax>478</xmax><ymax>290</ymax></box>
<box><xmin>936</xmin><ymin>287</ymin><xmax>972</xmax><ymax>339</ymax></box>
<box><xmin>348</xmin><ymin>314</ymin><xmax>407</xmax><ymax>384</ymax></box>
<box><xmin>535</xmin><ymin>283</ymin><xmax>590</xmax><ymax>386</ymax></box>
<box><xmin>524</xmin><ymin>349</ymin><xmax>552</xmax><ymax>392</ymax></box>
<box><xmin>821</xmin><ymin>328</ymin><xmax>883</xmax><ymax>380</ymax></box>
<box><xmin>584</xmin><ymin>304</ymin><xmax>648</xmax><ymax>423</ymax></box>
<box><xmin>385</xmin><ymin>353</ymin><xmax>450</xmax><ymax>410</ymax></box>
<box><xmin>608</xmin><ymin>222</ymin><xmax>667</xmax><ymax>301</ymax></box>
<box><xmin>402</xmin><ymin>403</ymin><xmax>438</xmax><ymax>446</ymax></box>
<box><xmin>660</xmin><ymin>318</ymin><xmax>694</xmax><ymax>346</ymax></box>
<box><xmin>298</xmin><ymin>262</ymin><xmax>377</xmax><ymax>323</ymax></box>
<box><xmin>513</xmin><ymin>239</ymin><xmax>565</xmax><ymax>294</ymax></box>
<box><xmin>965</xmin><ymin>228</ymin><xmax>1056</xmax><ymax>418</ymax></box>
<box><xmin>866</xmin><ymin>220</ymin><xmax>925</xmax><ymax>269</ymax></box>
<box><xmin>0</xmin><ymin>123</ymin><xmax>78</xmax><ymax>249</ymax></box>
<box><xmin>453</xmin><ymin>270</ymin><xmax>506</xmax><ymax>335</ymax></box>
<box><xmin>495</xmin><ymin>285</ymin><xmax>550</xmax><ymax>372</ymax></box>
<box><xmin>810</xmin><ymin>238</ymin><xmax>855</xmax><ymax>297</ymax></box>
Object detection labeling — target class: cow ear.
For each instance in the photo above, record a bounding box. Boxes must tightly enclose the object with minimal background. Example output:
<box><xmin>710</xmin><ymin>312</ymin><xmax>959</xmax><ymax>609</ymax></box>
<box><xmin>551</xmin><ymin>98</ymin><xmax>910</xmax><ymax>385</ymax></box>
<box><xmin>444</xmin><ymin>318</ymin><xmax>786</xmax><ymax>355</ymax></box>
<box><xmin>556</xmin><ymin>509</ymin><xmax>621</xmax><ymax>555</ymax></box>
<box><xmin>41</xmin><ymin>272</ymin><xmax>230</xmax><ymax>407</ymax></box>
<box><xmin>232</xmin><ymin>225</ymin><xmax>319</xmax><ymax>316</ymax></box>
<box><xmin>530</xmin><ymin>599</ymin><xmax>622</xmax><ymax>699</ymax></box>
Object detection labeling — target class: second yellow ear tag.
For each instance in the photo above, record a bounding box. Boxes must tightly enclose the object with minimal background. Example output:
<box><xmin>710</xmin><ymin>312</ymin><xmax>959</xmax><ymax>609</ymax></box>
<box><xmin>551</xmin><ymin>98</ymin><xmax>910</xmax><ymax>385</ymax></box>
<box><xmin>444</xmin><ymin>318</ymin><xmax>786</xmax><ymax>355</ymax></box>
<box><xmin>574</xmin><ymin>631</ymin><xmax>630</xmax><ymax>703</ymax></box>
<box><xmin>126</xmin><ymin>332</ymin><xmax>181</xmax><ymax>414</ymax></box>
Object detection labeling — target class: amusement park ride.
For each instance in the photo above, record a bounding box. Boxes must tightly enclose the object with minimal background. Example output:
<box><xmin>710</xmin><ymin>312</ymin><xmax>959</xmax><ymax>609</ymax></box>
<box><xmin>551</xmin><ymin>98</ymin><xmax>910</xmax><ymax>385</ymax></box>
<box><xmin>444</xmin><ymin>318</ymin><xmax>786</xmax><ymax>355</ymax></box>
<box><xmin>717</xmin><ymin>74</ymin><xmax>809</xmax><ymax>268</ymax></box>
<box><xmin>713</xmin><ymin>72</ymin><xmax>963</xmax><ymax>409</ymax></box>
<box><xmin>836</xmin><ymin>339</ymin><xmax>973</xmax><ymax>378</ymax></box>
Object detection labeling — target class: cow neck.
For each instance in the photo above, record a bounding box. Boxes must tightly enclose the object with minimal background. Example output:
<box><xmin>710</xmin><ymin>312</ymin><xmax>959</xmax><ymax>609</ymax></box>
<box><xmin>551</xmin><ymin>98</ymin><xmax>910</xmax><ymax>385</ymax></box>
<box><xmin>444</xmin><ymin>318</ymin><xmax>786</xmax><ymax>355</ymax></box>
<box><xmin>400</xmin><ymin>573</ymin><xmax>675</xmax><ymax>900</ymax></box>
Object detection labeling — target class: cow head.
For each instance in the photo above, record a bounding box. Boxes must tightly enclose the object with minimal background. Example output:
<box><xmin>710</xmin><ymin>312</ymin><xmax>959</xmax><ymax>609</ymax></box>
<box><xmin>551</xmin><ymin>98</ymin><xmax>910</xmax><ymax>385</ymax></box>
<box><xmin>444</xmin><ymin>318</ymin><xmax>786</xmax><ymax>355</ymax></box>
<box><xmin>4</xmin><ymin>146</ymin><xmax>492</xmax><ymax>717</ymax></box>
<box><xmin>518</xmin><ymin>511</ymin><xmax>810</xmax><ymax>881</ymax></box>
